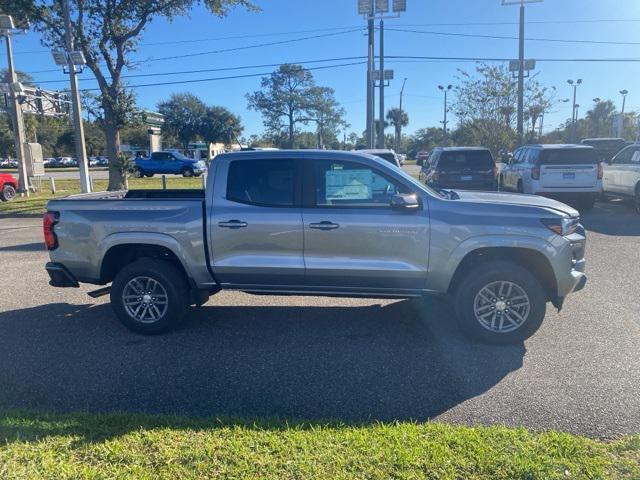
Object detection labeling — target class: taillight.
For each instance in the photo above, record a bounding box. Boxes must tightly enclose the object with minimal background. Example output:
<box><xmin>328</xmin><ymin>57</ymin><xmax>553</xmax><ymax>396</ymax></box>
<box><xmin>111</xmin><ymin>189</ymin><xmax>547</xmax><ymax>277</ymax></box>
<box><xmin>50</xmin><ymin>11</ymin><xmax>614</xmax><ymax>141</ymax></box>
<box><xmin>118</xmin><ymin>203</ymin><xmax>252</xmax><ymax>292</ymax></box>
<box><xmin>597</xmin><ymin>162</ymin><xmax>603</xmax><ymax>180</ymax></box>
<box><xmin>531</xmin><ymin>166</ymin><xmax>540</xmax><ymax>180</ymax></box>
<box><xmin>43</xmin><ymin>211</ymin><xmax>59</xmax><ymax>251</ymax></box>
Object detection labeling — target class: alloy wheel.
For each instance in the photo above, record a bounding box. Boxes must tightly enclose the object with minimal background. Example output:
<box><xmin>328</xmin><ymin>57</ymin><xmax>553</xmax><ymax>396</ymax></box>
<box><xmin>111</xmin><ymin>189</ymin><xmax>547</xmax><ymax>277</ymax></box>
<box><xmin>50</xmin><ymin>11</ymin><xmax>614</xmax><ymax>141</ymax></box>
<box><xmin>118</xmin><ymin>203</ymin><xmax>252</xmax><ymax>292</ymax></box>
<box><xmin>473</xmin><ymin>280</ymin><xmax>531</xmax><ymax>334</ymax></box>
<box><xmin>122</xmin><ymin>276</ymin><xmax>169</xmax><ymax>324</ymax></box>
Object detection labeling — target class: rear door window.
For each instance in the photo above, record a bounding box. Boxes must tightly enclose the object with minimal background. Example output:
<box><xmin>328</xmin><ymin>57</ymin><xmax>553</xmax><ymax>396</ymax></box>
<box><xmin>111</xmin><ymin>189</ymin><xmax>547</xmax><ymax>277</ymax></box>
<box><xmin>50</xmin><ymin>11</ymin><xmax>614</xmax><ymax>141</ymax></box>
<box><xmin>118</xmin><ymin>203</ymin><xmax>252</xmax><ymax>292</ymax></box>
<box><xmin>439</xmin><ymin>151</ymin><xmax>494</xmax><ymax>171</ymax></box>
<box><xmin>540</xmin><ymin>149</ymin><xmax>599</xmax><ymax>165</ymax></box>
<box><xmin>227</xmin><ymin>159</ymin><xmax>296</xmax><ymax>207</ymax></box>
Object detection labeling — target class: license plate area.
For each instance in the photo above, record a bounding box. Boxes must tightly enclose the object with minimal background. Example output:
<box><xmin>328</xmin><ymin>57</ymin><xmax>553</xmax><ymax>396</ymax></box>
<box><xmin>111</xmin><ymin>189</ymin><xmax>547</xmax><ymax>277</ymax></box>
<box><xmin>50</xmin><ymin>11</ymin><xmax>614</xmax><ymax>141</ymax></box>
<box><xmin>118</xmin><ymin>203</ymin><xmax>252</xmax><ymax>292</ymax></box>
<box><xmin>562</xmin><ymin>172</ymin><xmax>576</xmax><ymax>180</ymax></box>
<box><xmin>461</xmin><ymin>175</ymin><xmax>472</xmax><ymax>181</ymax></box>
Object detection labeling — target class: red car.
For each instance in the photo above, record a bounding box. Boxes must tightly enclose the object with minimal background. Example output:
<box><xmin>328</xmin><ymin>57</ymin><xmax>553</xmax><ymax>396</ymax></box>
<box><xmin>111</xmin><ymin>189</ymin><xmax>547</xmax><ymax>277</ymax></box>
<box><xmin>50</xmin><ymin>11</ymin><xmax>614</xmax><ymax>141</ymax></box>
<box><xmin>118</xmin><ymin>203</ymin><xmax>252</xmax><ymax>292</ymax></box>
<box><xmin>0</xmin><ymin>173</ymin><xmax>17</xmax><ymax>201</ymax></box>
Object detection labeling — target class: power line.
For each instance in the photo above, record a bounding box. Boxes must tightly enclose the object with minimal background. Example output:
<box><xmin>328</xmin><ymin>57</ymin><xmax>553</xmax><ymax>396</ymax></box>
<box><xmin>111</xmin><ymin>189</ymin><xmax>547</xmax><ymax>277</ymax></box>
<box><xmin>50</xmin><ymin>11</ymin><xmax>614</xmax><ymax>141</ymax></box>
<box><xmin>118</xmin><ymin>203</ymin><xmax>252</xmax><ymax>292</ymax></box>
<box><xmin>33</xmin><ymin>56</ymin><xmax>369</xmax><ymax>84</ymax></box>
<box><xmin>386</xmin><ymin>27</ymin><xmax>640</xmax><ymax>46</ymax></box>
<box><xmin>79</xmin><ymin>60</ymin><xmax>367</xmax><ymax>92</ymax></box>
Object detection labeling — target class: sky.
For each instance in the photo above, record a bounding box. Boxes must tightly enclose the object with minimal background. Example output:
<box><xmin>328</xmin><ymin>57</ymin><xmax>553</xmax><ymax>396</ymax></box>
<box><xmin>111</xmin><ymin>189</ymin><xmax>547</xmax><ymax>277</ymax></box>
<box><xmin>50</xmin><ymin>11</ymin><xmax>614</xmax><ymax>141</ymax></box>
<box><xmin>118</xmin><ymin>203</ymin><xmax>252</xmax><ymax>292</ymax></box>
<box><xmin>3</xmin><ymin>0</ymin><xmax>640</xmax><ymax>139</ymax></box>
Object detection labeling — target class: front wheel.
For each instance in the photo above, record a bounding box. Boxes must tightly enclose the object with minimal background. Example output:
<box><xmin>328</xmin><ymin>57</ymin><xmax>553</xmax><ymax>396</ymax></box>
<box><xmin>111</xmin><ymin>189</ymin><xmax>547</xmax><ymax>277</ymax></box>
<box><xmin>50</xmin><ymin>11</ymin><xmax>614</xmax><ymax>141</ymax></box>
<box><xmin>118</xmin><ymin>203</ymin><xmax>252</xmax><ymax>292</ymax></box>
<box><xmin>182</xmin><ymin>168</ymin><xmax>194</xmax><ymax>178</ymax></box>
<box><xmin>0</xmin><ymin>184</ymin><xmax>16</xmax><ymax>201</ymax></box>
<box><xmin>132</xmin><ymin>168</ymin><xmax>144</xmax><ymax>178</ymax></box>
<box><xmin>111</xmin><ymin>259</ymin><xmax>188</xmax><ymax>334</ymax></box>
<box><xmin>454</xmin><ymin>261</ymin><xmax>547</xmax><ymax>344</ymax></box>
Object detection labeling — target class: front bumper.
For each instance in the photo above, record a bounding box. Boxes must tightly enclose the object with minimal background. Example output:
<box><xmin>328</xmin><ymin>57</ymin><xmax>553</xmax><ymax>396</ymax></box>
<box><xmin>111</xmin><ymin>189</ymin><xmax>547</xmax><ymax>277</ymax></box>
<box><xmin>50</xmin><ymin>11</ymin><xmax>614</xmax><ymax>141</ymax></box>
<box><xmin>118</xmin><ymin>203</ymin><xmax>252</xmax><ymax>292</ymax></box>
<box><xmin>555</xmin><ymin>225</ymin><xmax>588</xmax><ymax>298</ymax></box>
<box><xmin>46</xmin><ymin>262</ymin><xmax>79</xmax><ymax>288</ymax></box>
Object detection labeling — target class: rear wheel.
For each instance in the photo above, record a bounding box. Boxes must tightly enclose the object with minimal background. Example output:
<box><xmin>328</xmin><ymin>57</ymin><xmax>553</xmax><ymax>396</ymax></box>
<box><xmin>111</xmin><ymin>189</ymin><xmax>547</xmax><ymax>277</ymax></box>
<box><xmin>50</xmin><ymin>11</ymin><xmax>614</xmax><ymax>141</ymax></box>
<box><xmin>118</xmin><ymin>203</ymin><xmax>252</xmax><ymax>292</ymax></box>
<box><xmin>0</xmin><ymin>184</ymin><xmax>16</xmax><ymax>201</ymax></box>
<box><xmin>454</xmin><ymin>261</ymin><xmax>546</xmax><ymax>344</ymax></box>
<box><xmin>111</xmin><ymin>259</ymin><xmax>188</xmax><ymax>334</ymax></box>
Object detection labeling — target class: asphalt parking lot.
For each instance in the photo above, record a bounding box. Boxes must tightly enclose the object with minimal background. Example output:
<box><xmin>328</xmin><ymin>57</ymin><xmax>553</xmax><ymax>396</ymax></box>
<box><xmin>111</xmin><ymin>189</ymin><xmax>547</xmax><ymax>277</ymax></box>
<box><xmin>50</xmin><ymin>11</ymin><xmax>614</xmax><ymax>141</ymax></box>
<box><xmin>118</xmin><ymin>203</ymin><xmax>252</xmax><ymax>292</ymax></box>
<box><xmin>0</xmin><ymin>199</ymin><xmax>638</xmax><ymax>439</ymax></box>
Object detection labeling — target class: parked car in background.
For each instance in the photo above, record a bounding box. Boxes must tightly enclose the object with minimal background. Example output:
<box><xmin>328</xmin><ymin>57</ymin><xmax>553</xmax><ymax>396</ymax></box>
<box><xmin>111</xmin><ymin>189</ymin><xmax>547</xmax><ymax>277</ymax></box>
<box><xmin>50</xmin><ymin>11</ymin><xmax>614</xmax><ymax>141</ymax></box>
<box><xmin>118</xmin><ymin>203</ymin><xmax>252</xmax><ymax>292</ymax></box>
<box><xmin>96</xmin><ymin>156</ymin><xmax>109</xmax><ymax>166</ymax></box>
<box><xmin>580</xmin><ymin>138</ymin><xmax>627</xmax><ymax>164</ymax></box>
<box><xmin>0</xmin><ymin>173</ymin><xmax>17</xmax><ymax>201</ymax></box>
<box><xmin>500</xmin><ymin>144</ymin><xmax>601</xmax><ymax>211</ymax></box>
<box><xmin>419</xmin><ymin>147</ymin><xmax>497</xmax><ymax>191</ymax></box>
<box><xmin>356</xmin><ymin>149</ymin><xmax>402</xmax><ymax>168</ymax></box>
<box><xmin>416</xmin><ymin>151</ymin><xmax>429</xmax><ymax>166</ymax></box>
<box><xmin>602</xmin><ymin>144</ymin><xmax>640</xmax><ymax>213</ymax></box>
<box><xmin>132</xmin><ymin>151</ymin><xmax>207</xmax><ymax>178</ymax></box>
<box><xmin>44</xmin><ymin>149</ymin><xmax>587</xmax><ymax>344</ymax></box>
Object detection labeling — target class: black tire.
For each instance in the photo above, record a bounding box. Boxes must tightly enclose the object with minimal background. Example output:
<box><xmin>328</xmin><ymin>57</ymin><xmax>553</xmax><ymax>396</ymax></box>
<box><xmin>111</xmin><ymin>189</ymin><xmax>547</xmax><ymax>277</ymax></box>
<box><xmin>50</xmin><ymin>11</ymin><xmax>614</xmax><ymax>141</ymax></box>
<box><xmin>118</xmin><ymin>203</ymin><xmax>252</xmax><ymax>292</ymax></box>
<box><xmin>111</xmin><ymin>259</ymin><xmax>188</xmax><ymax>334</ymax></box>
<box><xmin>0</xmin><ymin>184</ymin><xmax>16</xmax><ymax>201</ymax></box>
<box><xmin>454</xmin><ymin>261</ymin><xmax>547</xmax><ymax>345</ymax></box>
<box><xmin>181</xmin><ymin>167</ymin><xmax>194</xmax><ymax>178</ymax></box>
<box><xmin>132</xmin><ymin>168</ymin><xmax>144</xmax><ymax>178</ymax></box>
<box><xmin>635</xmin><ymin>184</ymin><xmax>640</xmax><ymax>215</ymax></box>
<box><xmin>145</xmin><ymin>173</ymin><xmax>155</xmax><ymax>178</ymax></box>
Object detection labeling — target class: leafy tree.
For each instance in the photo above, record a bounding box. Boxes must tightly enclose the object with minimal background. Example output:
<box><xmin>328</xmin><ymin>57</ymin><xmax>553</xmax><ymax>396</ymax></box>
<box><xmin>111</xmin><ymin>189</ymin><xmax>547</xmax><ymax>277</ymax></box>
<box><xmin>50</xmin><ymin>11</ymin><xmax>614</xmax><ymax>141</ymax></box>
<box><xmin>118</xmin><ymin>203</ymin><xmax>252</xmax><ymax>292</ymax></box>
<box><xmin>158</xmin><ymin>93</ymin><xmax>207</xmax><ymax>149</ymax></box>
<box><xmin>305</xmin><ymin>86</ymin><xmax>347</xmax><ymax>149</ymax></box>
<box><xmin>386</xmin><ymin>107</ymin><xmax>409</xmax><ymax>153</ymax></box>
<box><xmin>199</xmin><ymin>106</ymin><xmax>243</xmax><ymax>145</ymax></box>
<box><xmin>3</xmin><ymin>0</ymin><xmax>257</xmax><ymax>190</ymax></box>
<box><xmin>247</xmin><ymin>64</ymin><xmax>315</xmax><ymax>148</ymax></box>
<box><xmin>407</xmin><ymin>127</ymin><xmax>445</xmax><ymax>158</ymax></box>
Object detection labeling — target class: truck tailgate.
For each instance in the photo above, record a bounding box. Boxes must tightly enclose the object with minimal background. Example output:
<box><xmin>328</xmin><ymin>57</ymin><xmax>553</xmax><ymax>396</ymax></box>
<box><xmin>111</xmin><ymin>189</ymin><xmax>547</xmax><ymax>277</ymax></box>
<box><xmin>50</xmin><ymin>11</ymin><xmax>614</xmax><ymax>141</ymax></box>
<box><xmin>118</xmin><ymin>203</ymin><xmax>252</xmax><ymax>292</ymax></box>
<box><xmin>539</xmin><ymin>164</ymin><xmax>598</xmax><ymax>188</ymax></box>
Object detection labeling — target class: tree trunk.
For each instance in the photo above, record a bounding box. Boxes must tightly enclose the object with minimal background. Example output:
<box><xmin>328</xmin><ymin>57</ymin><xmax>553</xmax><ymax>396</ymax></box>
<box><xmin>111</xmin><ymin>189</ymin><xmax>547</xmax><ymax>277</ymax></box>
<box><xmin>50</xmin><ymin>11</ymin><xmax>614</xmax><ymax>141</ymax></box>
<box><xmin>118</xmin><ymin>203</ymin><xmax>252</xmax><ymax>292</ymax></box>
<box><xmin>288</xmin><ymin>111</ymin><xmax>295</xmax><ymax>149</ymax></box>
<box><xmin>104</xmin><ymin>120</ymin><xmax>126</xmax><ymax>191</ymax></box>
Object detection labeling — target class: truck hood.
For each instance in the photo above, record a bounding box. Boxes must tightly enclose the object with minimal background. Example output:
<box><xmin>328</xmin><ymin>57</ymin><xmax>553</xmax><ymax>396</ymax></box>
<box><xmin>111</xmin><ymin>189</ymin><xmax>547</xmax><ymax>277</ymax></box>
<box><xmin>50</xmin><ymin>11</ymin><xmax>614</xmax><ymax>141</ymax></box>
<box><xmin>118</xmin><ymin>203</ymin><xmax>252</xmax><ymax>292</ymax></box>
<box><xmin>453</xmin><ymin>190</ymin><xmax>579</xmax><ymax>217</ymax></box>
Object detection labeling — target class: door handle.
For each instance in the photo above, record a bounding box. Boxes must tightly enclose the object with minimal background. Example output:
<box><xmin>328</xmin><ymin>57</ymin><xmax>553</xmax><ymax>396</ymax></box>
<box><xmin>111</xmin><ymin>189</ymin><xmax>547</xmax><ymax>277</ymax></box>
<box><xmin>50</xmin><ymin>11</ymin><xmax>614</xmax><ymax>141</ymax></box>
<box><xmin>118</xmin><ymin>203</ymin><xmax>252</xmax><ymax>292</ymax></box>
<box><xmin>309</xmin><ymin>221</ymin><xmax>340</xmax><ymax>230</ymax></box>
<box><xmin>218</xmin><ymin>220</ymin><xmax>248</xmax><ymax>229</ymax></box>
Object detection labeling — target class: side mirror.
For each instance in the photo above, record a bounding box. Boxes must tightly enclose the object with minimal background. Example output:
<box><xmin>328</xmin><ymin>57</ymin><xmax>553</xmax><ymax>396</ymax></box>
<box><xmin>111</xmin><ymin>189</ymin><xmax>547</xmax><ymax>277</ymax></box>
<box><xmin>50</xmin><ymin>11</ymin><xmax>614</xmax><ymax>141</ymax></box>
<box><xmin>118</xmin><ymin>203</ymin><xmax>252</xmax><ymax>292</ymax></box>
<box><xmin>391</xmin><ymin>193</ymin><xmax>420</xmax><ymax>212</ymax></box>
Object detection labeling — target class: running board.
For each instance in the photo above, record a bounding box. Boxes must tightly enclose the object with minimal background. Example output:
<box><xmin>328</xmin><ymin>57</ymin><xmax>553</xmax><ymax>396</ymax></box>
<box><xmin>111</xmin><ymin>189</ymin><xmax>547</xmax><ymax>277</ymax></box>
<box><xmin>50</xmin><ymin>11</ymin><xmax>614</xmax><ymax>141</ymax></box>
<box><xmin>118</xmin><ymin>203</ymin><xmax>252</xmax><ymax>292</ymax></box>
<box><xmin>88</xmin><ymin>286</ymin><xmax>111</xmax><ymax>298</ymax></box>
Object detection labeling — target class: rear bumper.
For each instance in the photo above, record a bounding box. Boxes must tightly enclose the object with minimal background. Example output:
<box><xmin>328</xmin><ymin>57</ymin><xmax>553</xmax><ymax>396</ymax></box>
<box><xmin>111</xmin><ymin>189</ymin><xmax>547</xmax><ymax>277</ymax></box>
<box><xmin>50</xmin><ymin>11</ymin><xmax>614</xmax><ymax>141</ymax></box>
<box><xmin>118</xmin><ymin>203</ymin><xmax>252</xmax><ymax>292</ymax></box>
<box><xmin>46</xmin><ymin>262</ymin><xmax>79</xmax><ymax>288</ymax></box>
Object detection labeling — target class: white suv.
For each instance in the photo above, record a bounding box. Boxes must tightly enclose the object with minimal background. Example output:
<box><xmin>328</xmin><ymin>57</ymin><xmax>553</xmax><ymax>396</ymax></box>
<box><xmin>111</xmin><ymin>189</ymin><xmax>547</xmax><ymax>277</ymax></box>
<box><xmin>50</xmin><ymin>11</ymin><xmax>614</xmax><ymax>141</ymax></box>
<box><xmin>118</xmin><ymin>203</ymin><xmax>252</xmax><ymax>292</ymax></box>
<box><xmin>602</xmin><ymin>144</ymin><xmax>640</xmax><ymax>213</ymax></box>
<box><xmin>500</xmin><ymin>144</ymin><xmax>602</xmax><ymax>210</ymax></box>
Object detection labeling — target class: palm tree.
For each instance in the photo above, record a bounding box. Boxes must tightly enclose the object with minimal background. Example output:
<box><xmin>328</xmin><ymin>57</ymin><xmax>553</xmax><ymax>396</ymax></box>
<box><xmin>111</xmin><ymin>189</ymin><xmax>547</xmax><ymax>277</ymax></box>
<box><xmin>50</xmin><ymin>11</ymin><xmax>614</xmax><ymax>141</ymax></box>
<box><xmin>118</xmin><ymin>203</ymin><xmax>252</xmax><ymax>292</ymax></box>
<box><xmin>386</xmin><ymin>108</ymin><xmax>409</xmax><ymax>152</ymax></box>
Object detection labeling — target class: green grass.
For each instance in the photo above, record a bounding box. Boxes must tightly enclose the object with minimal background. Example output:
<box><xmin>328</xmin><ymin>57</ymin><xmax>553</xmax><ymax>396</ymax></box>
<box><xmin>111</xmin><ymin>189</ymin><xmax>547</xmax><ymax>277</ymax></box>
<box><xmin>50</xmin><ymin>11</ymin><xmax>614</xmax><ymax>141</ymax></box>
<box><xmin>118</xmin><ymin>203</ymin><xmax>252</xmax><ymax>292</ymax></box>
<box><xmin>0</xmin><ymin>411</ymin><xmax>637</xmax><ymax>479</ymax></box>
<box><xmin>0</xmin><ymin>177</ymin><xmax>204</xmax><ymax>216</ymax></box>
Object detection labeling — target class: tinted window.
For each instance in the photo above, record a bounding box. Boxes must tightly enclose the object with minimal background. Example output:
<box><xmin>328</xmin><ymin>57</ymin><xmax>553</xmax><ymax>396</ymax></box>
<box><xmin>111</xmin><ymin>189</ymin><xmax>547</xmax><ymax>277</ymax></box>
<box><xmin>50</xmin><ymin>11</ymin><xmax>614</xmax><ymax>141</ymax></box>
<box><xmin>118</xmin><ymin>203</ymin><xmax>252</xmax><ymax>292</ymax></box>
<box><xmin>313</xmin><ymin>159</ymin><xmax>408</xmax><ymax>207</ymax></box>
<box><xmin>151</xmin><ymin>152</ymin><xmax>169</xmax><ymax>160</ymax></box>
<box><xmin>539</xmin><ymin>149</ymin><xmax>599</xmax><ymax>165</ymax></box>
<box><xmin>227</xmin><ymin>159</ymin><xmax>295</xmax><ymax>207</ymax></box>
<box><xmin>613</xmin><ymin>147</ymin><xmax>635</xmax><ymax>164</ymax></box>
<box><xmin>439</xmin><ymin>150</ymin><xmax>494</xmax><ymax>170</ymax></box>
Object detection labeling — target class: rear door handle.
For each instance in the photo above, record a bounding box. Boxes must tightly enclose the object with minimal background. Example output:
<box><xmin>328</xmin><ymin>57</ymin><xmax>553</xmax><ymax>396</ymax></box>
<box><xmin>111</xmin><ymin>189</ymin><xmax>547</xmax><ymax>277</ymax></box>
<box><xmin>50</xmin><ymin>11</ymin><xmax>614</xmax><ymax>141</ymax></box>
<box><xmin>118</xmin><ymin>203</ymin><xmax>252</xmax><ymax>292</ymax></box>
<box><xmin>309</xmin><ymin>221</ymin><xmax>340</xmax><ymax>230</ymax></box>
<box><xmin>218</xmin><ymin>220</ymin><xmax>248</xmax><ymax>229</ymax></box>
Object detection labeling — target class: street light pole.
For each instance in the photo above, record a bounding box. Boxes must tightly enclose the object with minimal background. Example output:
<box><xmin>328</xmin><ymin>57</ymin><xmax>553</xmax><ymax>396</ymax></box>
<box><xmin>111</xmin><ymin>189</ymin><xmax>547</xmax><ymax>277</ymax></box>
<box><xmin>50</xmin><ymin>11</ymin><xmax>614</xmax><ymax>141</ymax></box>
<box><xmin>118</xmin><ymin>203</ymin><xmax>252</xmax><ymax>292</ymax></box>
<box><xmin>620</xmin><ymin>89</ymin><xmax>628</xmax><ymax>116</ymax></box>
<box><xmin>62</xmin><ymin>0</ymin><xmax>91</xmax><ymax>193</ymax></box>
<box><xmin>366</xmin><ymin>1</ymin><xmax>375</xmax><ymax>148</ymax></box>
<box><xmin>517</xmin><ymin>2</ymin><xmax>525</xmax><ymax>146</ymax></box>
<box><xmin>377</xmin><ymin>19</ymin><xmax>385</xmax><ymax>149</ymax></box>
<box><xmin>567</xmin><ymin>78</ymin><xmax>582</xmax><ymax>142</ymax></box>
<box><xmin>0</xmin><ymin>17</ymin><xmax>29</xmax><ymax>196</ymax></box>
<box><xmin>438</xmin><ymin>85</ymin><xmax>452</xmax><ymax>142</ymax></box>
<box><xmin>397</xmin><ymin>77</ymin><xmax>407</xmax><ymax>153</ymax></box>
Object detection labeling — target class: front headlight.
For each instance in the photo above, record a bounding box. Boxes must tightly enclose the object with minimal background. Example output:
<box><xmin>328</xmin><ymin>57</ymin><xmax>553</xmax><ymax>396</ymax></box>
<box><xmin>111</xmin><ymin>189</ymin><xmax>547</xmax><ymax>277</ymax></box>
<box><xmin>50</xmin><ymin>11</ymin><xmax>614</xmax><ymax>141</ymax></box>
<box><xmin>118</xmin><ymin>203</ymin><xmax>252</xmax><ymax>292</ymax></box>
<box><xmin>541</xmin><ymin>216</ymin><xmax>579</xmax><ymax>236</ymax></box>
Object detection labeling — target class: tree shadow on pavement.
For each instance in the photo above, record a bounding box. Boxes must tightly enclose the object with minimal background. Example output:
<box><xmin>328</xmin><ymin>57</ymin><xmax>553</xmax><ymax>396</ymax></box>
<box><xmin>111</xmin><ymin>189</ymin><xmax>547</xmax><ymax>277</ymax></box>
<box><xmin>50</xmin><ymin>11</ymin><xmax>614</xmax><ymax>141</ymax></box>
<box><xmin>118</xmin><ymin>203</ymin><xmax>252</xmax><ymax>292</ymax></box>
<box><xmin>0</xmin><ymin>297</ymin><xmax>525</xmax><ymax>443</ymax></box>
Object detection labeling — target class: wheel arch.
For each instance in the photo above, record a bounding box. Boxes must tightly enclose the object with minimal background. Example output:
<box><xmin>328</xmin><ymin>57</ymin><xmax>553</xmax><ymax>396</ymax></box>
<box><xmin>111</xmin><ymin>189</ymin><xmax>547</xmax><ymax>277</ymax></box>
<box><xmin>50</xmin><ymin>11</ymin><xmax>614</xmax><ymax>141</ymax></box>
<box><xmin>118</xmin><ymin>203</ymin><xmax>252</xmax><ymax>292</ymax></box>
<box><xmin>447</xmin><ymin>245</ymin><xmax>558</xmax><ymax>303</ymax></box>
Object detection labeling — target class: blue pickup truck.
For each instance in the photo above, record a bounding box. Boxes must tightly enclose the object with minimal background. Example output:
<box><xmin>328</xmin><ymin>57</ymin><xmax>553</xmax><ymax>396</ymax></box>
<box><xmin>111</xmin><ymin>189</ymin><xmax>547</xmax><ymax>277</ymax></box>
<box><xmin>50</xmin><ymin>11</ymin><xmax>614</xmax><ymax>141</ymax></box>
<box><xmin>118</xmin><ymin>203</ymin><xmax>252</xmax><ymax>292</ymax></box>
<box><xmin>132</xmin><ymin>151</ymin><xmax>207</xmax><ymax>178</ymax></box>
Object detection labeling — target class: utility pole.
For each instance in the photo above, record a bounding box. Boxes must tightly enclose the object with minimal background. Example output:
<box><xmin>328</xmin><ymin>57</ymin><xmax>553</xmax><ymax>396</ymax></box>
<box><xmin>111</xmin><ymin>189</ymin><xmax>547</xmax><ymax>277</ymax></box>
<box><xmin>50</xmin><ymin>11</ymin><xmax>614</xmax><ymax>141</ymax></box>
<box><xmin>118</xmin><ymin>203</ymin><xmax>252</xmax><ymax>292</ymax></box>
<box><xmin>438</xmin><ymin>85</ymin><xmax>452</xmax><ymax>142</ymax></box>
<box><xmin>0</xmin><ymin>16</ymin><xmax>29</xmax><ymax>196</ymax></box>
<box><xmin>516</xmin><ymin>2</ymin><xmax>525</xmax><ymax>146</ymax></box>
<box><xmin>397</xmin><ymin>77</ymin><xmax>407</xmax><ymax>153</ymax></box>
<box><xmin>377</xmin><ymin>19</ymin><xmax>385</xmax><ymax>149</ymax></box>
<box><xmin>62</xmin><ymin>0</ymin><xmax>91</xmax><ymax>193</ymax></box>
<box><xmin>366</xmin><ymin>0</ymin><xmax>375</xmax><ymax>148</ymax></box>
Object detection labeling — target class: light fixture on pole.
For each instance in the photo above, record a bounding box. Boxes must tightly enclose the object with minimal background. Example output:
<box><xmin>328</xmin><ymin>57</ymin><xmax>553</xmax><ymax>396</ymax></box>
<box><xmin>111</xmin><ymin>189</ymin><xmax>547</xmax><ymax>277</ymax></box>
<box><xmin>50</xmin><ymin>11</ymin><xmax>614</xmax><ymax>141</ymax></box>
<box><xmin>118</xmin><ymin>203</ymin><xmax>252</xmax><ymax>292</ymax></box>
<box><xmin>0</xmin><ymin>14</ymin><xmax>30</xmax><ymax>196</ymax></box>
<box><xmin>438</xmin><ymin>84</ymin><xmax>453</xmax><ymax>141</ymax></box>
<box><xmin>619</xmin><ymin>89</ymin><xmax>629</xmax><ymax>115</ymax></box>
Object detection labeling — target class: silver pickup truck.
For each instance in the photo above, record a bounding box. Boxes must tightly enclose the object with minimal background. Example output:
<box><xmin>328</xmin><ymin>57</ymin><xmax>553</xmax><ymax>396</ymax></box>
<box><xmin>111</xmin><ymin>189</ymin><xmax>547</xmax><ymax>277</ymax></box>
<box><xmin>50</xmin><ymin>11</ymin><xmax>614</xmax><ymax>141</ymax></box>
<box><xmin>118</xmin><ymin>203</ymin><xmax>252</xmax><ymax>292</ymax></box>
<box><xmin>44</xmin><ymin>150</ymin><xmax>587</xmax><ymax>344</ymax></box>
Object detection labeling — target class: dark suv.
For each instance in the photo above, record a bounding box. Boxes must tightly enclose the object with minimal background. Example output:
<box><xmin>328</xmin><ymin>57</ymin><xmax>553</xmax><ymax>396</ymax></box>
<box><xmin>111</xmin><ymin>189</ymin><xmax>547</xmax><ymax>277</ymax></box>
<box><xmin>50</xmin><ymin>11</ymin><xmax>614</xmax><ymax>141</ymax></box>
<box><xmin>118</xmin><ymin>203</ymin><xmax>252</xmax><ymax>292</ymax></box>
<box><xmin>419</xmin><ymin>147</ymin><xmax>497</xmax><ymax>191</ymax></box>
